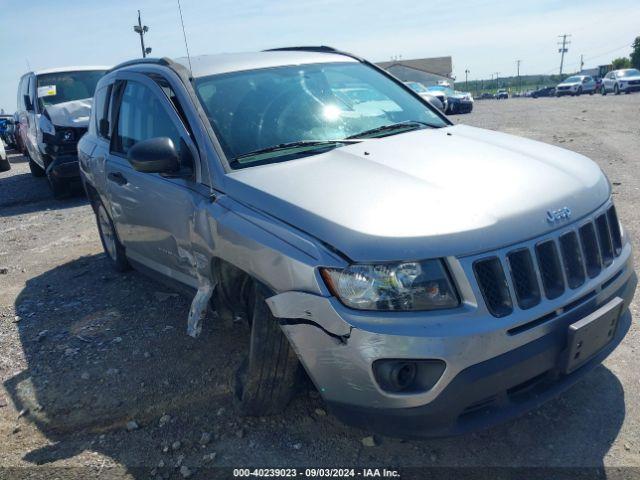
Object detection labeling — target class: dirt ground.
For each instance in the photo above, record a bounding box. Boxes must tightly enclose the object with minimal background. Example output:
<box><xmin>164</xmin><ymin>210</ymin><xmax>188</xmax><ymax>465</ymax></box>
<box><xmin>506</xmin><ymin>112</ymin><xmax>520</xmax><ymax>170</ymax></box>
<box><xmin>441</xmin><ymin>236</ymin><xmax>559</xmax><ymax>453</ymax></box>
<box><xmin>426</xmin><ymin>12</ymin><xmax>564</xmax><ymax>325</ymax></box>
<box><xmin>1</xmin><ymin>94</ymin><xmax>639</xmax><ymax>479</ymax></box>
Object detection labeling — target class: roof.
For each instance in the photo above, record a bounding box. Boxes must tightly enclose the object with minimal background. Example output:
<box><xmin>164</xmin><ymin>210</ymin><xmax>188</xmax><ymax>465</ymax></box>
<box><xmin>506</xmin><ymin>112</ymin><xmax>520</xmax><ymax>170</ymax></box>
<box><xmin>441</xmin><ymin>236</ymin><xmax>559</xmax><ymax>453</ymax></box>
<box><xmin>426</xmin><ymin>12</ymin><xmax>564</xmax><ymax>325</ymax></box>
<box><xmin>173</xmin><ymin>51</ymin><xmax>357</xmax><ymax>78</ymax></box>
<box><xmin>377</xmin><ymin>57</ymin><xmax>453</xmax><ymax>78</ymax></box>
<box><xmin>30</xmin><ymin>66</ymin><xmax>111</xmax><ymax>76</ymax></box>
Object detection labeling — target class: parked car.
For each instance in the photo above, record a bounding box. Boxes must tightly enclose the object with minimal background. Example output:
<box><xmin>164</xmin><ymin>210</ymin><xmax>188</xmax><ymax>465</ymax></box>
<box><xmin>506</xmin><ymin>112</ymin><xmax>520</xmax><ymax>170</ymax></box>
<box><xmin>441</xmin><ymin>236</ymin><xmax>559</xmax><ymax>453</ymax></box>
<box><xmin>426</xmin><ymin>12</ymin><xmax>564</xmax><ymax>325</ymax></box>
<box><xmin>0</xmin><ymin>115</ymin><xmax>16</xmax><ymax>148</ymax></box>
<box><xmin>555</xmin><ymin>75</ymin><xmax>596</xmax><ymax>96</ymax></box>
<box><xmin>0</xmin><ymin>138</ymin><xmax>9</xmax><ymax>172</ymax></box>
<box><xmin>79</xmin><ymin>47</ymin><xmax>636</xmax><ymax>438</ymax></box>
<box><xmin>478</xmin><ymin>92</ymin><xmax>494</xmax><ymax>100</ymax></box>
<box><xmin>16</xmin><ymin>66</ymin><xmax>109</xmax><ymax>197</ymax></box>
<box><xmin>404</xmin><ymin>82</ymin><xmax>446</xmax><ymax>112</ymax></box>
<box><xmin>426</xmin><ymin>85</ymin><xmax>473</xmax><ymax>114</ymax></box>
<box><xmin>600</xmin><ymin>68</ymin><xmax>640</xmax><ymax>95</ymax></box>
<box><xmin>495</xmin><ymin>89</ymin><xmax>508</xmax><ymax>99</ymax></box>
<box><xmin>531</xmin><ymin>86</ymin><xmax>556</xmax><ymax>98</ymax></box>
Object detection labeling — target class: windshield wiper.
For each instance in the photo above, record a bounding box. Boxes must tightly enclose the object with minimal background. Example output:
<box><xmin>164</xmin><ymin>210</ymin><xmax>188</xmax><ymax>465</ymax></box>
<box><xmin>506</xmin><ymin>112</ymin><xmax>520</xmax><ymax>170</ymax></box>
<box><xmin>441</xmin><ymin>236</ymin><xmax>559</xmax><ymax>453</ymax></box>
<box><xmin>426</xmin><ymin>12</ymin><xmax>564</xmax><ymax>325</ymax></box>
<box><xmin>347</xmin><ymin>120</ymin><xmax>434</xmax><ymax>139</ymax></box>
<box><xmin>230</xmin><ymin>139</ymin><xmax>360</xmax><ymax>165</ymax></box>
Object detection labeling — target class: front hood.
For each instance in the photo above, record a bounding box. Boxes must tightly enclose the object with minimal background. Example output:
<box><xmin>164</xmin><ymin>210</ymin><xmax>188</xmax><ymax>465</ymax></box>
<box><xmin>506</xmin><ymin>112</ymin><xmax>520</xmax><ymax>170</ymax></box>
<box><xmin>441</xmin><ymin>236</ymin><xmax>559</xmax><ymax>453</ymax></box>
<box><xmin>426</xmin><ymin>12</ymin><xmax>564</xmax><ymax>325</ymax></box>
<box><xmin>225</xmin><ymin>125</ymin><xmax>609</xmax><ymax>262</ymax></box>
<box><xmin>44</xmin><ymin>98</ymin><xmax>93</xmax><ymax>128</ymax></box>
<box><xmin>620</xmin><ymin>75</ymin><xmax>640</xmax><ymax>82</ymax></box>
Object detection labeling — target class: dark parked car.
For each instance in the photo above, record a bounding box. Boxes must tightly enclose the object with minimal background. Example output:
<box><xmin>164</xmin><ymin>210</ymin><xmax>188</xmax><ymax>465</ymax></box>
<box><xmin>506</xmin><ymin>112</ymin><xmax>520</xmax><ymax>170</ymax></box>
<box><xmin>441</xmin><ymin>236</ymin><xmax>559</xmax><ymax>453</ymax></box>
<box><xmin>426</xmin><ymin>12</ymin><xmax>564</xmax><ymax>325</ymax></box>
<box><xmin>531</xmin><ymin>86</ymin><xmax>556</xmax><ymax>98</ymax></box>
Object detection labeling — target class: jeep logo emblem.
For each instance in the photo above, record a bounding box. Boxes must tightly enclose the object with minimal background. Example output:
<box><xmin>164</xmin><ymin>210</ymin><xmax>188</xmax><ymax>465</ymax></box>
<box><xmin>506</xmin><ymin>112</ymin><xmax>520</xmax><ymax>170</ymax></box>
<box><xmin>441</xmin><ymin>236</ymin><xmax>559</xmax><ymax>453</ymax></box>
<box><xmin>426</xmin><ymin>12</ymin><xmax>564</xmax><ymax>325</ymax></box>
<box><xmin>546</xmin><ymin>207</ymin><xmax>572</xmax><ymax>223</ymax></box>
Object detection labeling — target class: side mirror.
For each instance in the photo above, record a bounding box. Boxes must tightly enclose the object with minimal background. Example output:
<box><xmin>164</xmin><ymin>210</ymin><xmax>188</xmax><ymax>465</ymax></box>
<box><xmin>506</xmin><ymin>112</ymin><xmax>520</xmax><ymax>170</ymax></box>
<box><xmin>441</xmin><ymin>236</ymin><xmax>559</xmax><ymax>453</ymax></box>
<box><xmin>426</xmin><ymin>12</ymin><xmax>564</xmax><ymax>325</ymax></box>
<box><xmin>127</xmin><ymin>137</ymin><xmax>179</xmax><ymax>173</ymax></box>
<box><xmin>24</xmin><ymin>95</ymin><xmax>34</xmax><ymax>111</ymax></box>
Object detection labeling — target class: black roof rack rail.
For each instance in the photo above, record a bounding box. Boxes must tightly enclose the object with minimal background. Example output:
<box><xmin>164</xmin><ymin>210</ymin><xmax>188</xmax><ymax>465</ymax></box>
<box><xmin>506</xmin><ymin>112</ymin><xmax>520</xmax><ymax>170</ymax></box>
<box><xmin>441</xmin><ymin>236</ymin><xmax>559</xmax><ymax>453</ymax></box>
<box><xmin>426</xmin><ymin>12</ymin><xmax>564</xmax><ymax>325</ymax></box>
<box><xmin>265</xmin><ymin>46</ymin><xmax>339</xmax><ymax>54</ymax></box>
<box><xmin>108</xmin><ymin>57</ymin><xmax>174</xmax><ymax>74</ymax></box>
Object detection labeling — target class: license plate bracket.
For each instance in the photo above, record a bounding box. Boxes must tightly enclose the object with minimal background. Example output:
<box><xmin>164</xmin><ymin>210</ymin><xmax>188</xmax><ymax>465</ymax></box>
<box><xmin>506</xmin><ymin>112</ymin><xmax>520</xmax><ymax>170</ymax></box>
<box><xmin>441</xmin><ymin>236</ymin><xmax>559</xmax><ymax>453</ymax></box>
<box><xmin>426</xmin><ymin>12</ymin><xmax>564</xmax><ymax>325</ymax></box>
<box><xmin>562</xmin><ymin>297</ymin><xmax>624</xmax><ymax>374</ymax></box>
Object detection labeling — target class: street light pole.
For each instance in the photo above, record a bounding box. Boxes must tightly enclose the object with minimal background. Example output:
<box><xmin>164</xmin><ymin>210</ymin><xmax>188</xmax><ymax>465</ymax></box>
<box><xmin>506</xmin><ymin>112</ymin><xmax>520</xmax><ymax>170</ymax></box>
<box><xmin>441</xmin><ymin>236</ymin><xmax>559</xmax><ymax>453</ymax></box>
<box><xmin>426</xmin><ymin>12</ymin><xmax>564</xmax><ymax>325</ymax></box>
<box><xmin>465</xmin><ymin>69</ymin><xmax>470</xmax><ymax>90</ymax></box>
<box><xmin>133</xmin><ymin>10</ymin><xmax>151</xmax><ymax>58</ymax></box>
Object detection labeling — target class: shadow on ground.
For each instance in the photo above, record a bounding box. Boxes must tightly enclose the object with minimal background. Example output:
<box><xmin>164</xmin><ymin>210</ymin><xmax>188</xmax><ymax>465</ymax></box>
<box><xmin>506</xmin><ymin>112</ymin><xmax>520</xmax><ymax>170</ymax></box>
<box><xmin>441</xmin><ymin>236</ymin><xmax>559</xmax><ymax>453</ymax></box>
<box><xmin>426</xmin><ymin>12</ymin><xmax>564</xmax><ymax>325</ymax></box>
<box><xmin>3</xmin><ymin>254</ymin><xmax>628</xmax><ymax>477</ymax></box>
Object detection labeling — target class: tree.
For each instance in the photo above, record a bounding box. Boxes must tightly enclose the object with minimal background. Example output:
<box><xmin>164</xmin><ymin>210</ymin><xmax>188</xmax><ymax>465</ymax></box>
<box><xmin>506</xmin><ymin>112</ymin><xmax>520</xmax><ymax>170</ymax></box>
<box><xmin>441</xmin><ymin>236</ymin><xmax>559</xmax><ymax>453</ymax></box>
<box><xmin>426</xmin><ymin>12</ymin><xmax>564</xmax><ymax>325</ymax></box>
<box><xmin>612</xmin><ymin>57</ymin><xmax>632</xmax><ymax>69</ymax></box>
<box><xmin>631</xmin><ymin>36</ymin><xmax>640</xmax><ymax>69</ymax></box>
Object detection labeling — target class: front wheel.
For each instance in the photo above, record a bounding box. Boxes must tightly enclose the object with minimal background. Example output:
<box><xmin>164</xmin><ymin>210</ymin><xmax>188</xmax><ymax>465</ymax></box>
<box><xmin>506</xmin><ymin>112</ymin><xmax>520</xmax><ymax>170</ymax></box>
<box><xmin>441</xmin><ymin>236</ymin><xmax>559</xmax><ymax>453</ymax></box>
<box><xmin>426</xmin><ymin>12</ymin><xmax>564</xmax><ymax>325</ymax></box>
<box><xmin>96</xmin><ymin>203</ymin><xmax>130</xmax><ymax>272</ymax></box>
<box><xmin>28</xmin><ymin>155</ymin><xmax>45</xmax><ymax>177</ymax></box>
<box><xmin>235</xmin><ymin>282</ymin><xmax>301</xmax><ymax>416</ymax></box>
<box><xmin>614</xmin><ymin>84</ymin><xmax>620</xmax><ymax>95</ymax></box>
<box><xmin>601</xmin><ymin>86</ymin><xmax>607</xmax><ymax>96</ymax></box>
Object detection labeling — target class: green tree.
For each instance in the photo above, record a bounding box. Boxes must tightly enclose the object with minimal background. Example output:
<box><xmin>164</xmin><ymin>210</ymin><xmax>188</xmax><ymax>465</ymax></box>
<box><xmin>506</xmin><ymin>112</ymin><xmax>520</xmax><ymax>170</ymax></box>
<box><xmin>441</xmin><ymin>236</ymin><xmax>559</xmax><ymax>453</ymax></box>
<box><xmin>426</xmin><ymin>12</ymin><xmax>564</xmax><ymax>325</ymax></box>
<box><xmin>631</xmin><ymin>36</ymin><xmax>640</xmax><ymax>69</ymax></box>
<box><xmin>612</xmin><ymin>57</ymin><xmax>631</xmax><ymax>69</ymax></box>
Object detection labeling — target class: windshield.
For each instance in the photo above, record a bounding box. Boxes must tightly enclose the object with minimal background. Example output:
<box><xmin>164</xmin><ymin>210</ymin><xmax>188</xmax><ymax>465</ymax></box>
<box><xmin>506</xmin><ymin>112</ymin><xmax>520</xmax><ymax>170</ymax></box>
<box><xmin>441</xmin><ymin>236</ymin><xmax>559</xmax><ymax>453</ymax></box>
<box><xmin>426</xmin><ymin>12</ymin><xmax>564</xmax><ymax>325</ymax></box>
<box><xmin>427</xmin><ymin>85</ymin><xmax>454</xmax><ymax>95</ymax></box>
<box><xmin>406</xmin><ymin>82</ymin><xmax>427</xmax><ymax>93</ymax></box>
<box><xmin>563</xmin><ymin>76</ymin><xmax>582</xmax><ymax>83</ymax></box>
<box><xmin>194</xmin><ymin>62</ymin><xmax>447</xmax><ymax>168</ymax></box>
<box><xmin>620</xmin><ymin>69</ymin><xmax>640</xmax><ymax>77</ymax></box>
<box><xmin>36</xmin><ymin>70</ymin><xmax>106</xmax><ymax>109</ymax></box>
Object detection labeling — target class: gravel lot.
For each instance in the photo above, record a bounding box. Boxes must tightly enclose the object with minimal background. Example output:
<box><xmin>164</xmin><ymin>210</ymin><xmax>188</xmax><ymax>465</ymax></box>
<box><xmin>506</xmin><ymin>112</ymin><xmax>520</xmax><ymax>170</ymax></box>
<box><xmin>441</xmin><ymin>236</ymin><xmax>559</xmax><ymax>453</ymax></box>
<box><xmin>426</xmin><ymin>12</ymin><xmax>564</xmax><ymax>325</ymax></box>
<box><xmin>1</xmin><ymin>94</ymin><xmax>639</xmax><ymax>479</ymax></box>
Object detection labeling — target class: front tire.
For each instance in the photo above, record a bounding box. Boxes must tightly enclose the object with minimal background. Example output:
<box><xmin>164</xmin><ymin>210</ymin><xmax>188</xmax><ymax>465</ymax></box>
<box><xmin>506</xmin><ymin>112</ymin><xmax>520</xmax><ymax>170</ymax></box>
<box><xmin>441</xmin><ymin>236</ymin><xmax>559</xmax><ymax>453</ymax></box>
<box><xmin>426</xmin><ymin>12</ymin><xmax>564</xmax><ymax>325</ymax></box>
<box><xmin>601</xmin><ymin>86</ymin><xmax>607</xmax><ymax>96</ymax></box>
<box><xmin>235</xmin><ymin>282</ymin><xmax>301</xmax><ymax>416</ymax></box>
<box><xmin>28</xmin><ymin>155</ymin><xmax>46</xmax><ymax>177</ymax></box>
<box><xmin>47</xmin><ymin>174</ymin><xmax>70</xmax><ymax>199</ymax></box>
<box><xmin>614</xmin><ymin>84</ymin><xmax>620</xmax><ymax>95</ymax></box>
<box><xmin>96</xmin><ymin>203</ymin><xmax>130</xmax><ymax>272</ymax></box>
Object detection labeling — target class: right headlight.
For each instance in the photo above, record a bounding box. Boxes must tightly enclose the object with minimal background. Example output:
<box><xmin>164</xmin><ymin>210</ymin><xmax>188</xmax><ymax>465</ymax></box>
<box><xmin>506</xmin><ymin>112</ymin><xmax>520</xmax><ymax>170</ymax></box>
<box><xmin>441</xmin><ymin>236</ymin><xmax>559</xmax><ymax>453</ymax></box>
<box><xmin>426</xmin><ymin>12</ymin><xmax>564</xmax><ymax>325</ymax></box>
<box><xmin>321</xmin><ymin>260</ymin><xmax>459</xmax><ymax>311</ymax></box>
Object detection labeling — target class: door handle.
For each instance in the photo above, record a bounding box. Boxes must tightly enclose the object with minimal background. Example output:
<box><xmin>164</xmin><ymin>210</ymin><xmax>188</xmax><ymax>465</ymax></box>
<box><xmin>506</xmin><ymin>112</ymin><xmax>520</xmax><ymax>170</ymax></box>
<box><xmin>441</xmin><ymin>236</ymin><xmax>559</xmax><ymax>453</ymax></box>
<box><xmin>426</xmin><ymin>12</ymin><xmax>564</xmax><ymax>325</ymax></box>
<box><xmin>108</xmin><ymin>171</ymin><xmax>128</xmax><ymax>186</ymax></box>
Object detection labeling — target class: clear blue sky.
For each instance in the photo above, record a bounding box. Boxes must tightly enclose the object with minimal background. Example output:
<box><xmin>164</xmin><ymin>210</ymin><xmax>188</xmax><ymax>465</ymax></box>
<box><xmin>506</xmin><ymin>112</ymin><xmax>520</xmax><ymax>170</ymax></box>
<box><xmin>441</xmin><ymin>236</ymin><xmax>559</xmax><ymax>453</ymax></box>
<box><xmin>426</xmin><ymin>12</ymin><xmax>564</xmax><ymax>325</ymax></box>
<box><xmin>1</xmin><ymin>0</ymin><xmax>638</xmax><ymax>112</ymax></box>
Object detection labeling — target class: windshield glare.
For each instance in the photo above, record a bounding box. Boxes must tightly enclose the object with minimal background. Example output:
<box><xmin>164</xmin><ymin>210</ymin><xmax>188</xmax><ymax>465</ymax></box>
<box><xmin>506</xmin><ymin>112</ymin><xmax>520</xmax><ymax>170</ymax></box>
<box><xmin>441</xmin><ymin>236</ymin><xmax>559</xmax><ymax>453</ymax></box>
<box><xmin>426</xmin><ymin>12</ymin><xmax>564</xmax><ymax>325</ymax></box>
<box><xmin>621</xmin><ymin>69</ymin><xmax>640</xmax><ymax>77</ymax></box>
<box><xmin>194</xmin><ymin>62</ymin><xmax>446</xmax><ymax>168</ymax></box>
<box><xmin>36</xmin><ymin>70</ymin><xmax>106</xmax><ymax>109</ymax></box>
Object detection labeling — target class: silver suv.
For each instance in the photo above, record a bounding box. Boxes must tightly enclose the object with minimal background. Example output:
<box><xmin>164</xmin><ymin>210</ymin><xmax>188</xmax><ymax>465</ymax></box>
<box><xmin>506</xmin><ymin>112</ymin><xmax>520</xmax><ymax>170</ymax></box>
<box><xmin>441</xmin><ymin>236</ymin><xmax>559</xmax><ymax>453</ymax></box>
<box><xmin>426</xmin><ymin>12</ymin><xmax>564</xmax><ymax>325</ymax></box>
<box><xmin>78</xmin><ymin>47</ymin><xmax>636</xmax><ymax>437</ymax></box>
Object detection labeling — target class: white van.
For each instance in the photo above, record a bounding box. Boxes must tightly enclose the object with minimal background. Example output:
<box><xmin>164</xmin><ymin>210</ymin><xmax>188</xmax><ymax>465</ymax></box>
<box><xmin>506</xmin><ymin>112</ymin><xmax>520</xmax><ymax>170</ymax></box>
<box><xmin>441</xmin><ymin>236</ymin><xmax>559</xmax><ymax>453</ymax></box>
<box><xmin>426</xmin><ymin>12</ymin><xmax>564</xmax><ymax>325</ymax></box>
<box><xmin>16</xmin><ymin>67</ymin><xmax>109</xmax><ymax>197</ymax></box>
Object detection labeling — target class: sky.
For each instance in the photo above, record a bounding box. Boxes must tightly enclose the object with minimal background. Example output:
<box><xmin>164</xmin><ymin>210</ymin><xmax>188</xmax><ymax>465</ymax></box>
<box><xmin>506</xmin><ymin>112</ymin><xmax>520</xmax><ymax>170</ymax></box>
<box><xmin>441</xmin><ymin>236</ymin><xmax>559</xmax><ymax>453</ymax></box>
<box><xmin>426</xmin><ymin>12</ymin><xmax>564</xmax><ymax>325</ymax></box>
<box><xmin>1</xmin><ymin>0</ymin><xmax>639</xmax><ymax>112</ymax></box>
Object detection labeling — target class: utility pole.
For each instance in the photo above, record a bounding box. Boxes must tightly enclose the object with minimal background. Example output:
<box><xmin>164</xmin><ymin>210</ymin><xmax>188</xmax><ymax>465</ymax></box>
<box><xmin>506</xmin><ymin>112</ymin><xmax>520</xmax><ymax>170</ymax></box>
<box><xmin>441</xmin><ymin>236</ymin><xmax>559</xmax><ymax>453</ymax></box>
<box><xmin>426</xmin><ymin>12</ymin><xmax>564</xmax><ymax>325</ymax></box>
<box><xmin>133</xmin><ymin>10</ymin><xmax>152</xmax><ymax>58</ymax></box>
<box><xmin>580</xmin><ymin>54</ymin><xmax>584</xmax><ymax>72</ymax></box>
<box><xmin>558</xmin><ymin>34</ymin><xmax>571</xmax><ymax>76</ymax></box>
<box><xmin>465</xmin><ymin>69</ymin><xmax>470</xmax><ymax>90</ymax></box>
<box><xmin>516</xmin><ymin>60</ymin><xmax>521</xmax><ymax>94</ymax></box>
<box><xmin>495</xmin><ymin>72</ymin><xmax>500</xmax><ymax>89</ymax></box>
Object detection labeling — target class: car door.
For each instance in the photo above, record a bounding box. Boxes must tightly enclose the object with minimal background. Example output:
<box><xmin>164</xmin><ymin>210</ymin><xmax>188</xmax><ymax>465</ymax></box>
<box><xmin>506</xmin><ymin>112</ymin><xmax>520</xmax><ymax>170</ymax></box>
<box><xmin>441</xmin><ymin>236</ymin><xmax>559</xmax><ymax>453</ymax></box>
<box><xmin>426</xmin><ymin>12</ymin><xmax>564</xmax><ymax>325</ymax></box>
<box><xmin>604</xmin><ymin>72</ymin><xmax>614</xmax><ymax>92</ymax></box>
<box><xmin>105</xmin><ymin>73</ymin><xmax>203</xmax><ymax>288</ymax></box>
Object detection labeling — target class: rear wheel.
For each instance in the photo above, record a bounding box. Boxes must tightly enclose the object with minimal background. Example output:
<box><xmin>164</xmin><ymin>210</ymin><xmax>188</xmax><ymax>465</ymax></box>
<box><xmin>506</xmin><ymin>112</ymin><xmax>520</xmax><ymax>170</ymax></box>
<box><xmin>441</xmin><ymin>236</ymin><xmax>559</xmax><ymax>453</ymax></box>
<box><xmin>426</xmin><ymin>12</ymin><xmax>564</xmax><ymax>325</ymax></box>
<box><xmin>96</xmin><ymin>203</ymin><xmax>130</xmax><ymax>272</ymax></box>
<box><xmin>235</xmin><ymin>282</ymin><xmax>301</xmax><ymax>416</ymax></box>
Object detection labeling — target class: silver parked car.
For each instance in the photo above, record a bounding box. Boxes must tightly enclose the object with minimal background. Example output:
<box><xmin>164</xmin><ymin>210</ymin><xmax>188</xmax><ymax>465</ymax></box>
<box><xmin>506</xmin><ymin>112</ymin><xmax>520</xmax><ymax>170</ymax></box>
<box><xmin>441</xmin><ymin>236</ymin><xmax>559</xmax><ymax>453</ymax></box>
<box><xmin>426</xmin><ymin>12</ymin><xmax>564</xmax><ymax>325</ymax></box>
<box><xmin>600</xmin><ymin>68</ymin><xmax>640</xmax><ymax>95</ymax></box>
<box><xmin>555</xmin><ymin>75</ymin><xmax>596</xmax><ymax>96</ymax></box>
<box><xmin>79</xmin><ymin>47</ymin><xmax>636</xmax><ymax>437</ymax></box>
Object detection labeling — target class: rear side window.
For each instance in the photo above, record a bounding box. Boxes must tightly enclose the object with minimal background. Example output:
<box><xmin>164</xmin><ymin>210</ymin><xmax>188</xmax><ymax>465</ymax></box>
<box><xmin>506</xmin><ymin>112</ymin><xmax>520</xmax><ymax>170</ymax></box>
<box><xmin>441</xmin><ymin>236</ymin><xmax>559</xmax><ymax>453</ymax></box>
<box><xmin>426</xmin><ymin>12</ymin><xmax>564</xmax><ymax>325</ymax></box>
<box><xmin>93</xmin><ymin>85</ymin><xmax>112</xmax><ymax>139</ymax></box>
<box><xmin>113</xmin><ymin>81</ymin><xmax>182</xmax><ymax>156</ymax></box>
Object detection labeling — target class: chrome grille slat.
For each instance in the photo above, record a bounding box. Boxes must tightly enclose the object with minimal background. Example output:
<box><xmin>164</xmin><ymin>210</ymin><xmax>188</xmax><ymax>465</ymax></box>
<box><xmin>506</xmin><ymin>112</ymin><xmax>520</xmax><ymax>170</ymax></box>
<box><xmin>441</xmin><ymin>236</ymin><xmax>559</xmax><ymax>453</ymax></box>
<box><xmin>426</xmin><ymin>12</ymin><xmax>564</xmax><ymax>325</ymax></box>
<box><xmin>473</xmin><ymin>204</ymin><xmax>623</xmax><ymax>317</ymax></box>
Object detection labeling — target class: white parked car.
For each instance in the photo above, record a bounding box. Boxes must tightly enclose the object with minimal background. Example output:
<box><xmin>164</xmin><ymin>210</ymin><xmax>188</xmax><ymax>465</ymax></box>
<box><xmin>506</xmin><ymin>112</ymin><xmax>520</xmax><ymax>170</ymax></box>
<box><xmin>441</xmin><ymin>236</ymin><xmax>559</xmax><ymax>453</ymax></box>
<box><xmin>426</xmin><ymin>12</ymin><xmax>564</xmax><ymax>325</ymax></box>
<box><xmin>600</xmin><ymin>68</ymin><xmax>640</xmax><ymax>95</ymax></box>
<box><xmin>555</xmin><ymin>75</ymin><xmax>596</xmax><ymax>96</ymax></box>
<box><xmin>0</xmin><ymin>140</ymin><xmax>9</xmax><ymax>172</ymax></box>
<box><xmin>404</xmin><ymin>82</ymin><xmax>446</xmax><ymax>112</ymax></box>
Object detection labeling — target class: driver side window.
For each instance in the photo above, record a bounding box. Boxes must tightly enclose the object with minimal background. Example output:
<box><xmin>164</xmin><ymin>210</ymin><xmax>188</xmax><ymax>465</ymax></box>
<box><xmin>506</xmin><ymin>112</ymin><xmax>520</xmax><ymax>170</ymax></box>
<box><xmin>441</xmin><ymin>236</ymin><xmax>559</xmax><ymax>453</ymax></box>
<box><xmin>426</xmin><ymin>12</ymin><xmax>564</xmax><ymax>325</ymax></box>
<box><xmin>113</xmin><ymin>81</ymin><xmax>182</xmax><ymax>156</ymax></box>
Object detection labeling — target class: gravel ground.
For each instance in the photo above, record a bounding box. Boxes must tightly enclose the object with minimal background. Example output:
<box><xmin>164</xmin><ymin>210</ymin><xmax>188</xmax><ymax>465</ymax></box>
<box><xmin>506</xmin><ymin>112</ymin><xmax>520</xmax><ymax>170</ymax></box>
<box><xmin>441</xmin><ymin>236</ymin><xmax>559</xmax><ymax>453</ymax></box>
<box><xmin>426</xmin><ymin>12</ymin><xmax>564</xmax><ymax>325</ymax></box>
<box><xmin>1</xmin><ymin>94</ymin><xmax>639</xmax><ymax>479</ymax></box>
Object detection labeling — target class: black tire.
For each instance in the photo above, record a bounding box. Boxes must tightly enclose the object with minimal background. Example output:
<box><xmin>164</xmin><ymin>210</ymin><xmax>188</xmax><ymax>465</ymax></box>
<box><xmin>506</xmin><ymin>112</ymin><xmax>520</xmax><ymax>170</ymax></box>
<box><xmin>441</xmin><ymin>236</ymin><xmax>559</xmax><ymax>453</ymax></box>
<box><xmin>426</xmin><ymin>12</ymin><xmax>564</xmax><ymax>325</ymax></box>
<box><xmin>95</xmin><ymin>203</ymin><xmax>130</xmax><ymax>272</ymax></box>
<box><xmin>614</xmin><ymin>84</ymin><xmax>620</xmax><ymax>95</ymax></box>
<box><xmin>576</xmin><ymin>87</ymin><xmax>582</xmax><ymax>96</ymax></box>
<box><xmin>47</xmin><ymin>174</ymin><xmax>70</xmax><ymax>199</ymax></box>
<box><xmin>0</xmin><ymin>157</ymin><xmax>10</xmax><ymax>173</ymax></box>
<box><xmin>235</xmin><ymin>282</ymin><xmax>300</xmax><ymax>416</ymax></box>
<box><xmin>601</xmin><ymin>86</ymin><xmax>607</xmax><ymax>96</ymax></box>
<box><xmin>28</xmin><ymin>155</ymin><xmax>45</xmax><ymax>177</ymax></box>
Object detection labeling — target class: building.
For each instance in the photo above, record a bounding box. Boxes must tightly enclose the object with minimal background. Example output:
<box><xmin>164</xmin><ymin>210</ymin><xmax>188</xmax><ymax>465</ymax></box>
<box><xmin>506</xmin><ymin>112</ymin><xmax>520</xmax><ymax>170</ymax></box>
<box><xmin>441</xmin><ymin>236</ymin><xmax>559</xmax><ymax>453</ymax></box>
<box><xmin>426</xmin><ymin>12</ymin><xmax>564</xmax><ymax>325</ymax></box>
<box><xmin>376</xmin><ymin>57</ymin><xmax>453</xmax><ymax>86</ymax></box>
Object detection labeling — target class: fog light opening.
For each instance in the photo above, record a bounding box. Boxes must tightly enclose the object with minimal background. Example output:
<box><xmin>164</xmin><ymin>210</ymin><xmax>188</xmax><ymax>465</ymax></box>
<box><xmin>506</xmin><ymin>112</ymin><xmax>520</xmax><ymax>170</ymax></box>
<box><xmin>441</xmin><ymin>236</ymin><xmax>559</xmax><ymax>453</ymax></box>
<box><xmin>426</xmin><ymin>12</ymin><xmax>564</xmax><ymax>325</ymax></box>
<box><xmin>391</xmin><ymin>362</ymin><xmax>417</xmax><ymax>391</ymax></box>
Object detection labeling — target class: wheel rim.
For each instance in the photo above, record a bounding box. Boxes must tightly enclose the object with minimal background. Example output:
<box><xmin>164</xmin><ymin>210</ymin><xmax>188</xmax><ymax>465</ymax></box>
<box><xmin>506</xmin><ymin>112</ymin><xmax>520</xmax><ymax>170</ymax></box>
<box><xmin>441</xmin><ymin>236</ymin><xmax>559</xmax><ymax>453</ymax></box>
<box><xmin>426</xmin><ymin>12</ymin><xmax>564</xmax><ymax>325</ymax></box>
<box><xmin>98</xmin><ymin>206</ymin><xmax>117</xmax><ymax>261</ymax></box>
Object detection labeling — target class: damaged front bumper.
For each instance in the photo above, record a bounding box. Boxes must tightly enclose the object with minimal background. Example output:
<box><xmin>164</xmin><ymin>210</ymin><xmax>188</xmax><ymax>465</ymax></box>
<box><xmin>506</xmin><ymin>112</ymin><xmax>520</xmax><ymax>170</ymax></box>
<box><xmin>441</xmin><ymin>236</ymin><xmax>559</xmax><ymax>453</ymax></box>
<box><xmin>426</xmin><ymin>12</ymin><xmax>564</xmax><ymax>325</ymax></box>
<box><xmin>268</xmin><ymin>258</ymin><xmax>636</xmax><ymax>438</ymax></box>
